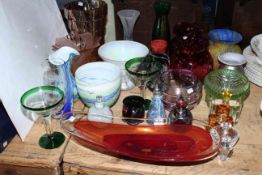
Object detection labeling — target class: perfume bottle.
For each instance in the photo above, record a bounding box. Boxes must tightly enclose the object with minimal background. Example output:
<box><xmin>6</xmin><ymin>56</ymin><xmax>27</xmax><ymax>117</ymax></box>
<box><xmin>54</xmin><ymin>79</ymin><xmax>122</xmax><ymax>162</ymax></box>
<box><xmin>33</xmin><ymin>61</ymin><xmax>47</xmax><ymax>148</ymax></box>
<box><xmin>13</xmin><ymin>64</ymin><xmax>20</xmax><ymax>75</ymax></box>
<box><xmin>147</xmin><ymin>84</ymin><xmax>166</xmax><ymax>125</ymax></box>
<box><xmin>87</xmin><ymin>96</ymin><xmax>113</xmax><ymax>123</ymax></box>
<box><xmin>168</xmin><ymin>97</ymin><xmax>192</xmax><ymax>125</ymax></box>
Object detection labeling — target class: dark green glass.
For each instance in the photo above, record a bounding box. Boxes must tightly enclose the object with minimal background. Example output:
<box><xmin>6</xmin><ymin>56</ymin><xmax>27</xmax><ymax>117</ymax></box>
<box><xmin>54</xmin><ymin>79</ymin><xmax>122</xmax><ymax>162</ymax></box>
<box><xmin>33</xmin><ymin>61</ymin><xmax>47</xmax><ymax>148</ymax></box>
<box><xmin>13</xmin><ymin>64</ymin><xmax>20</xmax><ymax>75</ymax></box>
<box><xmin>39</xmin><ymin>132</ymin><xmax>65</xmax><ymax>149</ymax></box>
<box><xmin>152</xmin><ymin>0</ymin><xmax>171</xmax><ymax>42</ymax></box>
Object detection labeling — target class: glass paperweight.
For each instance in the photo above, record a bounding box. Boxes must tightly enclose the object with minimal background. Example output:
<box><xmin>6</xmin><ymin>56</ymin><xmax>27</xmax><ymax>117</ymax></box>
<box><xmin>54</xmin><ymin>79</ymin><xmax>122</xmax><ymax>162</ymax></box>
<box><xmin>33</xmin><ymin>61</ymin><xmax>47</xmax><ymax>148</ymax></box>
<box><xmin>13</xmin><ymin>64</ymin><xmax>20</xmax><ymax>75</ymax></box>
<box><xmin>61</xmin><ymin>112</ymin><xmax>220</xmax><ymax>163</ymax></box>
<box><xmin>159</xmin><ymin>69</ymin><xmax>202</xmax><ymax>111</ymax></box>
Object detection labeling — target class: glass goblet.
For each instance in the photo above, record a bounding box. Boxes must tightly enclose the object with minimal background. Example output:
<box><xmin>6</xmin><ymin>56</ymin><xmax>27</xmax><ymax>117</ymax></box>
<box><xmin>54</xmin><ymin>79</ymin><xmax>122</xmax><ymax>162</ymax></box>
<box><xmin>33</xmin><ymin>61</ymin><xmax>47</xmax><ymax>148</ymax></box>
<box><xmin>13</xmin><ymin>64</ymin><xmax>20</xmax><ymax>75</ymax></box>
<box><xmin>125</xmin><ymin>56</ymin><xmax>162</xmax><ymax>108</ymax></box>
<box><xmin>20</xmin><ymin>86</ymin><xmax>65</xmax><ymax>149</ymax></box>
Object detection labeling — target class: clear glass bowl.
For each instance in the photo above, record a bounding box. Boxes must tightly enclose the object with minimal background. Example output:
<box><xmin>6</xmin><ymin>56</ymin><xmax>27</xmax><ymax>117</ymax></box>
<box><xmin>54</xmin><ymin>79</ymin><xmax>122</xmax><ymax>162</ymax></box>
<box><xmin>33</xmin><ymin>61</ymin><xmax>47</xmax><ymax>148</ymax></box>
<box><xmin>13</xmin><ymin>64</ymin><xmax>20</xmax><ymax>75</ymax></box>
<box><xmin>60</xmin><ymin>112</ymin><xmax>220</xmax><ymax>163</ymax></box>
<box><xmin>204</xmin><ymin>68</ymin><xmax>250</xmax><ymax>102</ymax></box>
<box><xmin>159</xmin><ymin>69</ymin><xmax>202</xmax><ymax>111</ymax></box>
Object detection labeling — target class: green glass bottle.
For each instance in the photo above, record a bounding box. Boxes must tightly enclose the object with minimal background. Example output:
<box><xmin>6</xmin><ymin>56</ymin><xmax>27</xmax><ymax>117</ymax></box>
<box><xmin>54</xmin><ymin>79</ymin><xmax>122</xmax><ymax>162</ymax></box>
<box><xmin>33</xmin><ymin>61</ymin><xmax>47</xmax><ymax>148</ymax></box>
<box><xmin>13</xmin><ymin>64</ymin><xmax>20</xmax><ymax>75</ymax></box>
<box><xmin>152</xmin><ymin>0</ymin><xmax>171</xmax><ymax>42</ymax></box>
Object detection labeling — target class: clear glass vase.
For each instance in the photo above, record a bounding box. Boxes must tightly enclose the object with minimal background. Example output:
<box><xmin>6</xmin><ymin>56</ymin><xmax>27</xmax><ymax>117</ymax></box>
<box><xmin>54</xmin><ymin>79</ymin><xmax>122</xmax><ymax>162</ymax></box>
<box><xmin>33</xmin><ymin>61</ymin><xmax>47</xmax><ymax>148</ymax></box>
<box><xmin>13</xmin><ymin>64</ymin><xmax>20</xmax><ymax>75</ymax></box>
<box><xmin>117</xmin><ymin>9</ymin><xmax>140</xmax><ymax>40</ymax></box>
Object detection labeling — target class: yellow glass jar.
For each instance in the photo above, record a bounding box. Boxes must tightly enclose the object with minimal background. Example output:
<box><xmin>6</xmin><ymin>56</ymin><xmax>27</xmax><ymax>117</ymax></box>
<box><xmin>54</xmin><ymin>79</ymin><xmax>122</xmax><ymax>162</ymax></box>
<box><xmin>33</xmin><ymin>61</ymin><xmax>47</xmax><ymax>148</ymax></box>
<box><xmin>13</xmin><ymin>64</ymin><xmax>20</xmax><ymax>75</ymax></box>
<box><xmin>208</xmin><ymin>29</ymin><xmax>242</xmax><ymax>70</ymax></box>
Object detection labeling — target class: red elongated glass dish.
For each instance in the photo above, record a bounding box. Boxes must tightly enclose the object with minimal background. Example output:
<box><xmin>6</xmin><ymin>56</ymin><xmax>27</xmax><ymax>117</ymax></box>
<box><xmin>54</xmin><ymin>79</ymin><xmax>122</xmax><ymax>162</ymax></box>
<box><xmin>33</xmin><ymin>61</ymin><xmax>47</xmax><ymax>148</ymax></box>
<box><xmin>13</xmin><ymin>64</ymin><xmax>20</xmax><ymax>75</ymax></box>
<box><xmin>61</xmin><ymin>112</ymin><xmax>219</xmax><ymax>163</ymax></box>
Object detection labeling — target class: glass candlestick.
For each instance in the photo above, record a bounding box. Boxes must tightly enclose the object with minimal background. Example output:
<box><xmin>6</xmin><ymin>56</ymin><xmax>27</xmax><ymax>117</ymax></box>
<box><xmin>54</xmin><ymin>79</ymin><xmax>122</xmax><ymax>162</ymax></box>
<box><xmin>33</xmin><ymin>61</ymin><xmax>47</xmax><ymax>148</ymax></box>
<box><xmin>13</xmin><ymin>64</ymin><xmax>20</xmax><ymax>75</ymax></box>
<box><xmin>211</xmin><ymin>123</ymin><xmax>239</xmax><ymax>161</ymax></box>
<box><xmin>117</xmin><ymin>9</ymin><xmax>140</xmax><ymax>40</ymax></box>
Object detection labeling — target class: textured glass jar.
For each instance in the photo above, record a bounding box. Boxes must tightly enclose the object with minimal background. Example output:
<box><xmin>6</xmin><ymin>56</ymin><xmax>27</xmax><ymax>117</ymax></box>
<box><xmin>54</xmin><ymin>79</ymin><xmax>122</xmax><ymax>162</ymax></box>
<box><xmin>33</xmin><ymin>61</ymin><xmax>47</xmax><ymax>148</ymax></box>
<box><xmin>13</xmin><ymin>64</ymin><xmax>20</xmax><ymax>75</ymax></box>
<box><xmin>204</xmin><ymin>69</ymin><xmax>250</xmax><ymax>102</ymax></box>
<box><xmin>204</xmin><ymin>68</ymin><xmax>250</xmax><ymax>124</ymax></box>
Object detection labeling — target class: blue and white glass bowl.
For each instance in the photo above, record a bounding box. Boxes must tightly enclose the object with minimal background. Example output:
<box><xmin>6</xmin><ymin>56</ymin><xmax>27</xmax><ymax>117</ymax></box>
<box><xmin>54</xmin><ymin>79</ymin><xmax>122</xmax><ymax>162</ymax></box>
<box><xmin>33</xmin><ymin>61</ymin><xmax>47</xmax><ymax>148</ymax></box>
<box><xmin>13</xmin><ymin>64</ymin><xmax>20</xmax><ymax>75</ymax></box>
<box><xmin>75</xmin><ymin>62</ymin><xmax>121</xmax><ymax>107</ymax></box>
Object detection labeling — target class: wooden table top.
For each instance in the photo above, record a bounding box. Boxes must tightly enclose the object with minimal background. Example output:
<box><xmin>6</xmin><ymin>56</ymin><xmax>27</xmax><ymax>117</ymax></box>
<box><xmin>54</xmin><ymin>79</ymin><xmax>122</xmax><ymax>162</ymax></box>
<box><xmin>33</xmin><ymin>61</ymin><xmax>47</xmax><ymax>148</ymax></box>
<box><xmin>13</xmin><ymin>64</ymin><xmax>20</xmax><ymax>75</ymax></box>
<box><xmin>0</xmin><ymin>84</ymin><xmax>261</xmax><ymax>175</ymax></box>
<box><xmin>0</xmin><ymin>117</ymin><xmax>69</xmax><ymax>175</ymax></box>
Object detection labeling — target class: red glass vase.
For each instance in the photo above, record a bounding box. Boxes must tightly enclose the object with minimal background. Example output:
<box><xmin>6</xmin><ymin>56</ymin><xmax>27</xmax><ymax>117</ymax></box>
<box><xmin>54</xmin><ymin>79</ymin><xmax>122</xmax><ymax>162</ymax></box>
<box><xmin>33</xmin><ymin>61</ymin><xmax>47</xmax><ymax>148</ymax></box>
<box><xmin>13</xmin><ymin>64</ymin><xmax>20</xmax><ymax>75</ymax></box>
<box><xmin>169</xmin><ymin>22</ymin><xmax>213</xmax><ymax>81</ymax></box>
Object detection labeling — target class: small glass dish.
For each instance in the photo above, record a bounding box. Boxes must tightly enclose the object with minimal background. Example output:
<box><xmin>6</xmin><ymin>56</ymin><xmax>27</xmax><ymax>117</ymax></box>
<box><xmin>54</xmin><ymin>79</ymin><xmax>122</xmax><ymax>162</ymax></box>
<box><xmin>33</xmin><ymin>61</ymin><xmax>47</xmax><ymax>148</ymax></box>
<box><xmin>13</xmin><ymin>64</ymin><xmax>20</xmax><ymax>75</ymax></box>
<box><xmin>159</xmin><ymin>69</ymin><xmax>202</xmax><ymax>111</ymax></box>
<box><xmin>60</xmin><ymin>112</ymin><xmax>220</xmax><ymax>163</ymax></box>
<box><xmin>218</xmin><ymin>52</ymin><xmax>246</xmax><ymax>73</ymax></box>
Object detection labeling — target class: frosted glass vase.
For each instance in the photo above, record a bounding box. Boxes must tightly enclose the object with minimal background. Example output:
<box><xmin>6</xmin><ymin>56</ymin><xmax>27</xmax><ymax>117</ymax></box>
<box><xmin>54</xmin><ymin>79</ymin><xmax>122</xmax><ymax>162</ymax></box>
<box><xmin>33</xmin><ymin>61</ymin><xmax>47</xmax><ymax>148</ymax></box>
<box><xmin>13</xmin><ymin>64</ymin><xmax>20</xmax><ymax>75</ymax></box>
<box><xmin>117</xmin><ymin>9</ymin><xmax>140</xmax><ymax>40</ymax></box>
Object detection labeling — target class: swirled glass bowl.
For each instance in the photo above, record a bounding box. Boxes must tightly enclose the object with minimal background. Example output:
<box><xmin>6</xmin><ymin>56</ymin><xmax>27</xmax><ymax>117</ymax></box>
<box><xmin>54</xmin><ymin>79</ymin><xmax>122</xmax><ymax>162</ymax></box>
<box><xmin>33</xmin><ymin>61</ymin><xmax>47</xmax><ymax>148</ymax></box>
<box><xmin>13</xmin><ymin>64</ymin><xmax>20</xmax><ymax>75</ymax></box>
<box><xmin>60</xmin><ymin>112</ymin><xmax>220</xmax><ymax>163</ymax></box>
<box><xmin>204</xmin><ymin>69</ymin><xmax>250</xmax><ymax>101</ymax></box>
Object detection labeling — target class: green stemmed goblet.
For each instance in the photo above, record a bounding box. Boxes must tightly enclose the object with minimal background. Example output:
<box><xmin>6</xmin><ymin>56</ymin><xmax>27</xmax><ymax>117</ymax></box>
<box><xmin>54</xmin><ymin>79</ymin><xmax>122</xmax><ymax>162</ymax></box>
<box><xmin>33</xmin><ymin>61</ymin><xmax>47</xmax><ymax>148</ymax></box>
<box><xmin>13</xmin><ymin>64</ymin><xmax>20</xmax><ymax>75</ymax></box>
<box><xmin>125</xmin><ymin>56</ymin><xmax>162</xmax><ymax>109</ymax></box>
<box><xmin>20</xmin><ymin>86</ymin><xmax>65</xmax><ymax>149</ymax></box>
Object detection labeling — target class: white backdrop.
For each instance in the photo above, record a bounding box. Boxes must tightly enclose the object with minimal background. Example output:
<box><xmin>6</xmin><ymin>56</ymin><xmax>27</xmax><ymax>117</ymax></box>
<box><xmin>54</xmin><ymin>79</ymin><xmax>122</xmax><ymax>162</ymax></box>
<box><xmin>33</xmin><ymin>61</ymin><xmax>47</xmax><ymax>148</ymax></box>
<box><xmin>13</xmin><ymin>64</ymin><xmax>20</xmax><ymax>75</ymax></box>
<box><xmin>0</xmin><ymin>0</ymin><xmax>68</xmax><ymax>140</ymax></box>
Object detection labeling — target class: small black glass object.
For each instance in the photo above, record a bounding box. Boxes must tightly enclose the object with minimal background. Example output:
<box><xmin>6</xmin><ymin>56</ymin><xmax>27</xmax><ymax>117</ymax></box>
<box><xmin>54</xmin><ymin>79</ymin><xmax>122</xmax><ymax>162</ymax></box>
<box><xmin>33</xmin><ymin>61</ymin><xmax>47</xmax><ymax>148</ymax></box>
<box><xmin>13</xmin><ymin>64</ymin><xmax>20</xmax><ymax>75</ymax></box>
<box><xmin>122</xmin><ymin>96</ymin><xmax>145</xmax><ymax>125</ymax></box>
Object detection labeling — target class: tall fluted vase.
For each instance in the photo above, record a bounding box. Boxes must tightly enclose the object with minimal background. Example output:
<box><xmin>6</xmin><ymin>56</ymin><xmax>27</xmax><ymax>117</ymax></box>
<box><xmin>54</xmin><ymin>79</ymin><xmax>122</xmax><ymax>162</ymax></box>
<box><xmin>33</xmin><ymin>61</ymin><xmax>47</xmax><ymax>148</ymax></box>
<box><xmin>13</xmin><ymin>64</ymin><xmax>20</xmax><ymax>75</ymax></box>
<box><xmin>117</xmin><ymin>9</ymin><xmax>140</xmax><ymax>40</ymax></box>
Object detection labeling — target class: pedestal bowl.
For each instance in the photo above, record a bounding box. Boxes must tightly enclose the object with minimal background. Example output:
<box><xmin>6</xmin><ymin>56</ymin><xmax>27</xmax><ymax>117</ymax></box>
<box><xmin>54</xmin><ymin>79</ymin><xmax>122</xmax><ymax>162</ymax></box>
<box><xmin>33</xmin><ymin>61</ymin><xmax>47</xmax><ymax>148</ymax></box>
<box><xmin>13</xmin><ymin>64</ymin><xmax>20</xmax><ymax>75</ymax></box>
<box><xmin>98</xmin><ymin>40</ymin><xmax>149</xmax><ymax>90</ymax></box>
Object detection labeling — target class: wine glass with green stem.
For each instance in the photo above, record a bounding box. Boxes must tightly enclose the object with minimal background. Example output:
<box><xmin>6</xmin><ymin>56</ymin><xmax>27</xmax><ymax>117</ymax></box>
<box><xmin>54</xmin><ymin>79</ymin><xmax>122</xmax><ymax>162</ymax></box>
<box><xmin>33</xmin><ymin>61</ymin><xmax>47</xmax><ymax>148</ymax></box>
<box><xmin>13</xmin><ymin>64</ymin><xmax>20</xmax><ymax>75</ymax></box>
<box><xmin>125</xmin><ymin>56</ymin><xmax>162</xmax><ymax>109</ymax></box>
<box><xmin>20</xmin><ymin>85</ymin><xmax>65</xmax><ymax>149</ymax></box>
